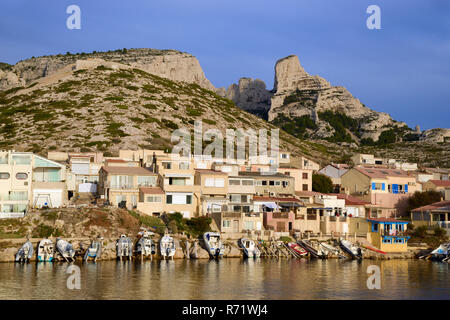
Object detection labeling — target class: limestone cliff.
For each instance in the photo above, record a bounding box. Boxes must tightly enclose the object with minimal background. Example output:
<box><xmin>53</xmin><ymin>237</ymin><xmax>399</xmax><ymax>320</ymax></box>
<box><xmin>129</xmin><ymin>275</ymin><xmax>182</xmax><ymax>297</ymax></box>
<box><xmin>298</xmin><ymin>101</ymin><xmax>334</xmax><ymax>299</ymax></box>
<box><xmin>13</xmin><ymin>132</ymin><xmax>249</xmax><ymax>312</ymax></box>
<box><xmin>0</xmin><ymin>49</ymin><xmax>215</xmax><ymax>91</ymax></box>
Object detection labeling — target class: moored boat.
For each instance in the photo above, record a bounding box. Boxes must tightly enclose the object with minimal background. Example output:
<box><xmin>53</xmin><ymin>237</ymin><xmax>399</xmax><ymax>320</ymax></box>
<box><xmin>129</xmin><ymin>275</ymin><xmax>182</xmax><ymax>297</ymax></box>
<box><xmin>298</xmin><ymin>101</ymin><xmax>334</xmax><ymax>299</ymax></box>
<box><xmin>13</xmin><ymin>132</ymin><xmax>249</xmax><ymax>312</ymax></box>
<box><xmin>239</xmin><ymin>238</ymin><xmax>260</xmax><ymax>258</ymax></box>
<box><xmin>15</xmin><ymin>240</ymin><xmax>34</xmax><ymax>263</ymax></box>
<box><xmin>430</xmin><ymin>243</ymin><xmax>450</xmax><ymax>261</ymax></box>
<box><xmin>203</xmin><ymin>232</ymin><xmax>225</xmax><ymax>259</ymax></box>
<box><xmin>37</xmin><ymin>238</ymin><xmax>54</xmax><ymax>262</ymax></box>
<box><xmin>56</xmin><ymin>238</ymin><xmax>76</xmax><ymax>262</ymax></box>
<box><xmin>298</xmin><ymin>240</ymin><xmax>327</xmax><ymax>258</ymax></box>
<box><xmin>339</xmin><ymin>239</ymin><xmax>363</xmax><ymax>260</ymax></box>
<box><xmin>116</xmin><ymin>235</ymin><xmax>133</xmax><ymax>261</ymax></box>
<box><xmin>287</xmin><ymin>242</ymin><xmax>308</xmax><ymax>256</ymax></box>
<box><xmin>84</xmin><ymin>237</ymin><xmax>103</xmax><ymax>262</ymax></box>
<box><xmin>160</xmin><ymin>234</ymin><xmax>176</xmax><ymax>260</ymax></box>
<box><xmin>136</xmin><ymin>230</ymin><xmax>156</xmax><ymax>260</ymax></box>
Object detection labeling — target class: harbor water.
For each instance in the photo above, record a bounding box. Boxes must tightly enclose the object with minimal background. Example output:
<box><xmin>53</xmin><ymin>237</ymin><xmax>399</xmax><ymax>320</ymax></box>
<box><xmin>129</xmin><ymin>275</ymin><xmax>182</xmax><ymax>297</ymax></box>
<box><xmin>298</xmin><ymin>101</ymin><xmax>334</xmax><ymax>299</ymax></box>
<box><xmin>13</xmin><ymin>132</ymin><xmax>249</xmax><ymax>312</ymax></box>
<box><xmin>0</xmin><ymin>259</ymin><xmax>448</xmax><ymax>300</ymax></box>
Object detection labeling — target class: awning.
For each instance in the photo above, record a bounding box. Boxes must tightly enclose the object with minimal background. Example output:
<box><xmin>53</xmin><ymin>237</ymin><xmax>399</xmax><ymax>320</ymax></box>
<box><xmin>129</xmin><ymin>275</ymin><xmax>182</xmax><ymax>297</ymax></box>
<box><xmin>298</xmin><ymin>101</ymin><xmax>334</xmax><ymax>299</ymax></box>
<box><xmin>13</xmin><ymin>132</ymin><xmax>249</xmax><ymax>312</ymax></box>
<box><xmin>262</xmin><ymin>202</ymin><xmax>279</xmax><ymax>209</ymax></box>
<box><xmin>279</xmin><ymin>202</ymin><xmax>302</xmax><ymax>208</ymax></box>
<box><xmin>164</xmin><ymin>173</ymin><xmax>192</xmax><ymax>178</ymax></box>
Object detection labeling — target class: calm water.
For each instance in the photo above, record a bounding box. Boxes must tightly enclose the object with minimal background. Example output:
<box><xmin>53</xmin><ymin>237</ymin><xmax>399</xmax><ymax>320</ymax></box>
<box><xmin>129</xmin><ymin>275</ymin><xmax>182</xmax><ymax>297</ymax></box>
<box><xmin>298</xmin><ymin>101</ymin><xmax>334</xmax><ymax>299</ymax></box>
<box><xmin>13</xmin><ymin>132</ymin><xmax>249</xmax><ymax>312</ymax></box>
<box><xmin>0</xmin><ymin>259</ymin><xmax>448</xmax><ymax>300</ymax></box>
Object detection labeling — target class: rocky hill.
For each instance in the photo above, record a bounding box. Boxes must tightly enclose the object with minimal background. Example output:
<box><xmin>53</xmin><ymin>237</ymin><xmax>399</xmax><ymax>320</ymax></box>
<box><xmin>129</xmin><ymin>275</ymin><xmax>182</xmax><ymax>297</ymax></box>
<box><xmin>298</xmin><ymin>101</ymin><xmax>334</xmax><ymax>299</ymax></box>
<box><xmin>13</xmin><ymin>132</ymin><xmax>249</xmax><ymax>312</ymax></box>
<box><xmin>222</xmin><ymin>55</ymin><xmax>449</xmax><ymax>147</ymax></box>
<box><xmin>0</xmin><ymin>55</ymin><xmax>346</xmax><ymax>165</ymax></box>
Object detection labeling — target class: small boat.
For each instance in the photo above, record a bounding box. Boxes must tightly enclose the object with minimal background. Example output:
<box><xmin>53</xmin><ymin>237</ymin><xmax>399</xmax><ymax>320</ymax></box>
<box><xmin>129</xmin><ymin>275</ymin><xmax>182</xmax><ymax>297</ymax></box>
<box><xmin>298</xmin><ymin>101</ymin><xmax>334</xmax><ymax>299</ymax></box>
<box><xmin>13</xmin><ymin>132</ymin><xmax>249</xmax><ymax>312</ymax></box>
<box><xmin>430</xmin><ymin>243</ymin><xmax>450</xmax><ymax>261</ymax></box>
<box><xmin>203</xmin><ymin>232</ymin><xmax>225</xmax><ymax>259</ymax></box>
<box><xmin>135</xmin><ymin>230</ymin><xmax>156</xmax><ymax>260</ymax></box>
<box><xmin>84</xmin><ymin>237</ymin><xmax>103</xmax><ymax>262</ymax></box>
<box><xmin>116</xmin><ymin>235</ymin><xmax>133</xmax><ymax>261</ymax></box>
<box><xmin>15</xmin><ymin>240</ymin><xmax>34</xmax><ymax>263</ymax></box>
<box><xmin>298</xmin><ymin>240</ymin><xmax>327</xmax><ymax>258</ymax></box>
<box><xmin>287</xmin><ymin>242</ymin><xmax>308</xmax><ymax>257</ymax></box>
<box><xmin>37</xmin><ymin>238</ymin><xmax>54</xmax><ymax>262</ymax></box>
<box><xmin>239</xmin><ymin>238</ymin><xmax>260</xmax><ymax>258</ymax></box>
<box><xmin>160</xmin><ymin>234</ymin><xmax>176</xmax><ymax>260</ymax></box>
<box><xmin>339</xmin><ymin>239</ymin><xmax>363</xmax><ymax>260</ymax></box>
<box><xmin>55</xmin><ymin>238</ymin><xmax>76</xmax><ymax>262</ymax></box>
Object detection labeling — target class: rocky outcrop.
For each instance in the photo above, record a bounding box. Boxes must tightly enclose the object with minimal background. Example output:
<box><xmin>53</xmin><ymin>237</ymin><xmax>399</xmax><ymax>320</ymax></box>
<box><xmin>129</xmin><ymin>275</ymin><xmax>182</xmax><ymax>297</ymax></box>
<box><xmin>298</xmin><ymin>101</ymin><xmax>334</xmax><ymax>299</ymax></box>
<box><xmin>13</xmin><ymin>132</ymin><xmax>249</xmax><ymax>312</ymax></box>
<box><xmin>420</xmin><ymin>128</ymin><xmax>450</xmax><ymax>143</ymax></box>
<box><xmin>0</xmin><ymin>49</ymin><xmax>215</xmax><ymax>91</ymax></box>
<box><xmin>222</xmin><ymin>78</ymin><xmax>272</xmax><ymax>119</ymax></box>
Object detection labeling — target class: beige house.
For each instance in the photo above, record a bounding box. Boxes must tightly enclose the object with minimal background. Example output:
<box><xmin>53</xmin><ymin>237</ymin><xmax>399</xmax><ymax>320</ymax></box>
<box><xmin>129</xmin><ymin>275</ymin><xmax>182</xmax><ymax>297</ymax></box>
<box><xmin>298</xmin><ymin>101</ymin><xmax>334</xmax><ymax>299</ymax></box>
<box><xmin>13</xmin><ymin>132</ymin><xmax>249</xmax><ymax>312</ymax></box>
<box><xmin>238</xmin><ymin>172</ymin><xmax>295</xmax><ymax>197</ymax></box>
<box><xmin>277</xmin><ymin>165</ymin><xmax>312</xmax><ymax>192</ymax></box>
<box><xmin>422</xmin><ymin>180</ymin><xmax>450</xmax><ymax>193</ymax></box>
<box><xmin>195</xmin><ymin>169</ymin><xmax>228</xmax><ymax>216</ymax></box>
<box><xmin>137</xmin><ymin>187</ymin><xmax>165</xmax><ymax>216</ymax></box>
<box><xmin>99</xmin><ymin>166</ymin><xmax>159</xmax><ymax>210</ymax></box>
<box><xmin>341</xmin><ymin>167</ymin><xmax>420</xmax><ymax>218</ymax></box>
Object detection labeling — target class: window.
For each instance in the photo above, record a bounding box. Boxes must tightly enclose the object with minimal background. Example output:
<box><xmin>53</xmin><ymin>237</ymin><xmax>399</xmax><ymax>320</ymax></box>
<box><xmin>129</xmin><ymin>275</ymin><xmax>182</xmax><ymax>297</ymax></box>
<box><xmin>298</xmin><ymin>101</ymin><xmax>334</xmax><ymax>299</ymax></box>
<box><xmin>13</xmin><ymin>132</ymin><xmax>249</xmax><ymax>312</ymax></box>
<box><xmin>205</xmin><ymin>178</ymin><xmax>215</xmax><ymax>187</ymax></box>
<box><xmin>205</xmin><ymin>178</ymin><xmax>224</xmax><ymax>187</ymax></box>
<box><xmin>223</xmin><ymin>220</ymin><xmax>231</xmax><ymax>228</ymax></box>
<box><xmin>269</xmin><ymin>180</ymin><xmax>275</xmax><ymax>186</ymax></box>
<box><xmin>282</xmin><ymin>181</ymin><xmax>289</xmax><ymax>187</ymax></box>
<box><xmin>0</xmin><ymin>173</ymin><xmax>10</xmax><ymax>180</ymax></box>
<box><xmin>166</xmin><ymin>195</ymin><xmax>173</xmax><ymax>204</ymax></box>
<box><xmin>9</xmin><ymin>191</ymin><xmax>27</xmax><ymax>201</ymax></box>
<box><xmin>382</xmin><ymin>238</ymin><xmax>392</xmax><ymax>244</ymax></box>
<box><xmin>229</xmin><ymin>179</ymin><xmax>240</xmax><ymax>186</ymax></box>
<box><xmin>15</xmin><ymin>173</ymin><xmax>28</xmax><ymax>180</ymax></box>
<box><xmin>281</xmin><ymin>153</ymin><xmax>288</xmax><ymax>159</ymax></box>
<box><xmin>179</xmin><ymin>162</ymin><xmax>189</xmax><ymax>170</ymax></box>
<box><xmin>242</xmin><ymin>180</ymin><xmax>253</xmax><ymax>186</ymax></box>
<box><xmin>244</xmin><ymin>221</ymin><xmax>254</xmax><ymax>230</ymax></box>
<box><xmin>186</xmin><ymin>195</ymin><xmax>192</xmax><ymax>204</ymax></box>
<box><xmin>302</xmin><ymin>184</ymin><xmax>308</xmax><ymax>191</ymax></box>
<box><xmin>284</xmin><ymin>171</ymin><xmax>291</xmax><ymax>176</ymax></box>
<box><xmin>230</xmin><ymin>194</ymin><xmax>241</xmax><ymax>203</ymax></box>
<box><xmin>138</xmin><ymin>176</ymin><xmax>156</xmax><ymax>186</ymax></box>
<box><xmin>262</xmin><ymin>181</ymin><xmax>267</xmax><ymax>186</ymax></box>
<box><xmin>241</xmin><ymin>195</ymin><xmax>249</xmax><ymax>203</ymax></box>
<box><xmin>275</xmin><ymin>181</ymin><xmax>281</xmax><ymax>186</ymax></box>
<box><xmin>146</xmin><ymin>196</ymin><xmax>162</xmax><ymax>203</ymax></box>
<box><xmin>162</xmin><ymin>162</ymin><xmax>172</xmax><ymax>169</ymax></box>
<box><xmin>302</xmin><ymin>172</ymin><xmax>308</xmax><ymax>179</ymax></box>
<box><xmin>395</xmin><ymin>238</ymin><xmax>404</xmax><ymax>244</ymax></box>
<box><xmin>169</xmin><ymin>177</ymin><xmax>186</xmax><ymax>186</ymax></box>
<box><xmin>12</xmin><ymin>155</ymin><xmax>31</xmax><ymax>165</ymax></box>
<box><xmin>371</xmin><ymin>182</ymin><xmax>385</xmax><ymax>191</ymax></box>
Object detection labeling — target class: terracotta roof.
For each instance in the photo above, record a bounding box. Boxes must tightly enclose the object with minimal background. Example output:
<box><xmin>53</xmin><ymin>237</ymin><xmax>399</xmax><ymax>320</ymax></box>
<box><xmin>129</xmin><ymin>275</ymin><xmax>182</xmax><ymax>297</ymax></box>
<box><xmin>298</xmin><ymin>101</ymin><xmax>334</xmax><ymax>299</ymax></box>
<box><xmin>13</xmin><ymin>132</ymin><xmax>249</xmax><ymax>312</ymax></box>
<box><xmin>367</xmin><ymin>218</ymin><xmax>409</xmax><ymax>223</ymax></box>
<box><xmin>101</xmin><ymin>166</ymin><xmax>157</xmax><ymax>175</ymax></box>
<box><xmin>331</xmin><ymin>193</ymin><xmax>371</xmax><ymax>206</ymax></box>
<box><xmin>411</xmin><ymin>201</ymin><xmax>450</xmax><ymax>212</ymax></box>
<box><xmin>253</xmin><ymin>196</ymin><xmax>301</xmax><ymax>203</ymax></box>
<box><xmin>105</xmin><ymin>159</ymin><xmax>127</xmax><ymax>163</ymax></box>
<box><xmin>295</xmin><ymin>191</ymin><xmax>324</xmax><ymax>197</ymax></box>
<box><xmin>428</xmin><ymin>180</ymin><xmax>450</xmax><ymax>187</ymax></box>
<box><xmin>139</xmin><ymin>187</ymin><xmax>164</xmax><ymax>194</ymax></box>
<box><xmin>238</xmin><ymin>171</ymin><xmax>292</xmax><ymax>178</ymax></box>
<box><xmin>354</xmin><ymin>167</ymin><xmax>411</xmax><ymax>179</ymax></box>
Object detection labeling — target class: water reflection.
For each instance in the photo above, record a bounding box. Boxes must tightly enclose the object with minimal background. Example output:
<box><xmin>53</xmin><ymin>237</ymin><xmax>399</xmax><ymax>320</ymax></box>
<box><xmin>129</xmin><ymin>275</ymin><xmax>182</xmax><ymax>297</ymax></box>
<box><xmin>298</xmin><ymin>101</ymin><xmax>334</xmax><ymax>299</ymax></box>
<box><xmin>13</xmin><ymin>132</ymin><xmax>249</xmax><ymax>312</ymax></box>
<box><xmin>0</xmin><ymin>259</ymin><xmax>447</xmax><ymax>300</ymax></box>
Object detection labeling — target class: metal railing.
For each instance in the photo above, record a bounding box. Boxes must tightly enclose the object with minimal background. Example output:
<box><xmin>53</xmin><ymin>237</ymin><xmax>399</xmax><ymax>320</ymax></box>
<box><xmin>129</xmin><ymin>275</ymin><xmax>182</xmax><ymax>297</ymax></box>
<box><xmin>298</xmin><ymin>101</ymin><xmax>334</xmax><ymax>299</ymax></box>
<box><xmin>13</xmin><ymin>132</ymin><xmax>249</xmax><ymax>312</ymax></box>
<box><xmin>437</xmin><ymin>222</ymin><xmax>450</xmax><ymax>229</ymax></box>
<box><xmin>272</xmin><ymin>212</ymin><xmax>289</xmax><ymax>219</ymax></box>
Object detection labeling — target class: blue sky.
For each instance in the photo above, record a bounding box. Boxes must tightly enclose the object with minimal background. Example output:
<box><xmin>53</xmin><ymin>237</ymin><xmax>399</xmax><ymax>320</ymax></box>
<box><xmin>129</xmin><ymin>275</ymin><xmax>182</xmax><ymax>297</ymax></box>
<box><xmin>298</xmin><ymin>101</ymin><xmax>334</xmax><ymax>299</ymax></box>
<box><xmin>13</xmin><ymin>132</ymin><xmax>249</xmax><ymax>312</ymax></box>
<box><xmin>0</xmin><ymin>0</ymin><xmax>449</xmax><ymax>130</ymax></box>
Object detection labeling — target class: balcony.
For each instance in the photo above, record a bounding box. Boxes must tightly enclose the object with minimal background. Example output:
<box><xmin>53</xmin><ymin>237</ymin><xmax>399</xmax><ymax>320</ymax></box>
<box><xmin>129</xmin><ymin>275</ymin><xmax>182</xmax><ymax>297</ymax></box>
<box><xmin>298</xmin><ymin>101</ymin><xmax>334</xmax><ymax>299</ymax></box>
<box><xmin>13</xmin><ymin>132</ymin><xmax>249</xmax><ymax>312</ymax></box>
<box><xmin>222</xmin><ymin>212</ymin><xmax>242</xmax><ymax>218</ymax></box>
<box><xmin>244</xmin><ymin>212</ymin><xmax>260</xmax><ymax>218</ymax></box>
<box><xmin>437</xmin><ymin>222</ymin><xmax>450</xmax><ymax>229</ymax></box>
<box><xmin>307</xmin><ymin>214</ymin><xmax>317</xmax><ymax>220</ymax></box>
<box><xmin>272</xmin><ymin>212</ymin><xmax>289</xmax><ymax>219</ymax></box>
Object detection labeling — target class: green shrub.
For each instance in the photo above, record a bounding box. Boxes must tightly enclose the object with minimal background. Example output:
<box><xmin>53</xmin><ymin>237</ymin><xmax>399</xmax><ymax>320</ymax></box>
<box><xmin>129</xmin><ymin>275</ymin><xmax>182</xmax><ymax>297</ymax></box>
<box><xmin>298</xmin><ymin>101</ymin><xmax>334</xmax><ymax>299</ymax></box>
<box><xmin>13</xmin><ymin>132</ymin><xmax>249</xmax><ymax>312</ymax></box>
<box><xmin>128</xmin><ymin>210</ymin><xmax>166</xmax><ymax>234</ymax></box>
<box><xmin>413</xmin><ymin>225</ymin><xmax>428</xmax><ymax>238</ymax></box>
<box><xmin>32</xmin><ymin>224</ymin><xmax>62</xmax><ymax>238</ymax></box>
<box><xmin>185</xmin><ymin>217</ymin><xmax>212</xmax><ymax>237</ymax></box>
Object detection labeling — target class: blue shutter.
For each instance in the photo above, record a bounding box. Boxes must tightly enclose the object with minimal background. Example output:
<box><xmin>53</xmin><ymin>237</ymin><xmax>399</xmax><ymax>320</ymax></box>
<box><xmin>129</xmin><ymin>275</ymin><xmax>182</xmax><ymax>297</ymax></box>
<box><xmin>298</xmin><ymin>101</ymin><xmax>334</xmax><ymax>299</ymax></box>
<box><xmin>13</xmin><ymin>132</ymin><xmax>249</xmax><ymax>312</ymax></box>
<box><xmin>392</xmin><ymin>184</ymin><xmax>399</xmax><ymax>194</ymax></box>
<box><xmin>382</xmin><ymin>183</ymin><xmax>385</xmax><ymax>191</ymax></box>
<box><xmin>405</xmin><ymin>184</ymin><xmax>408</xmax><ymax>193</ymax></box>
<box><xmin>372</xmin><ymin>182</ymin><xmax>376</xmax><ymax>191</ymax></box>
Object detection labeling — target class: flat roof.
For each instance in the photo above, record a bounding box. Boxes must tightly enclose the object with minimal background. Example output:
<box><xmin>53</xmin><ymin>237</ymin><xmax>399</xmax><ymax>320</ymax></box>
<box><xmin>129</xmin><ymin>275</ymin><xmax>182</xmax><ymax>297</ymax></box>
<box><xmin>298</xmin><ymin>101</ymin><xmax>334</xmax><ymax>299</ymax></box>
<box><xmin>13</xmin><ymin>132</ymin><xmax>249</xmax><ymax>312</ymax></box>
<box><xmin>139</xmin><ymin>187</ymin><xmax>164</xmax><ymax>195</ymax></box>
<box><xmin>101</xmin><ymin>166</ymin><xmax>157</xmax><ymax>175</ymax></box>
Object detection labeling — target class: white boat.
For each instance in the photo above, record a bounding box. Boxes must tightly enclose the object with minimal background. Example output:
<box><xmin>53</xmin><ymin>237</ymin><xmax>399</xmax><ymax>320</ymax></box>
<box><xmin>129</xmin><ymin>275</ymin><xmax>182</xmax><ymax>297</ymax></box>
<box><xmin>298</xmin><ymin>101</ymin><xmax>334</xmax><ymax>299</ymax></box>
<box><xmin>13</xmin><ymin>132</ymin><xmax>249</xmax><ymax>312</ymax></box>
<box><xmin>15</xmin><ymin>240</ymin><xmax>34</xmax><ymax>263</ymax></box>
<box><xmin>84</xmin><ymin>237</ymin><xmax>103</xmax><ymax>262</ymax></box>
<box><xmin>339</xmin><ymin>239</ymin><xmax>363</xmax><ymax>260</ymax></box>
<box><xmin>239</xmin><ymin>238</ymin><xmax>260</xmax><ymax>258</ymax></box>
<box><xmin>203</xmin><ymin>232</ymin><xmax>225</xmax><ymax>259</ymax></box>
<box><xmin>136</xmin><ymin>230</ymin><xmax>156</xmax><ymax>260</ymax></box>
<box><xmin>430</xmin><ymin>243</ymin><xmax>450</xmax><ymax>261</ymax></box>
<box><xmin>320</xmin><ymin>242</ymin><xmax>346</xmax><ymax>258</ymax></box>
<box><xmin>116</xmin><ymin>235</ymin><xmax>133</xmax><ymax>261</ymax></box>
<box><xmin>37</xmin><ymin>238</ymin><xmax>54</xmax><ymax>262</ymax></box>
<box><xmin>160</xmin><ymin>235</ymin><xmax>176</xmax><ymax>260</ymax></box>
<box><xmin>56</xmin><ymin>238</ymin><xmax>76</xmax><ymax>262</ymax></box>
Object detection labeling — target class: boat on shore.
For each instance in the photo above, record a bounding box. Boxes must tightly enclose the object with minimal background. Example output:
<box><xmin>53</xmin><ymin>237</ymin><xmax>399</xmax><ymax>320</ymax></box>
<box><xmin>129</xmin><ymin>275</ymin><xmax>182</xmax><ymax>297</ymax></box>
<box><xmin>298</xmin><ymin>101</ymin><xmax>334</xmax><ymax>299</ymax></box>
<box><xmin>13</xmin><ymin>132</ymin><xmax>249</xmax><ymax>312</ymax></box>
<box><xmin>56</xmin><ymin>238</ymin><xmax>76</xmax><ymax>262</ymax></box>
<box><xmin>116</xmin><ymin>235</ymin><xmax>133</xmax><ymax>261</ymax></box>
<box><xmin>135</xmin><ymin>230</ymin><xmax>156</xmax><ymax>260</ymax></box>
<box><xmin>15</xmin><ymin>240</ymin><xmax>34</xmax><ymax>263</ymax></box>
<box><xmin>37</xmin><ymin>238</ymin><xmax>54</xmax><ymax>262</ymax></box>
<box><xmin>339</xmin><ymin>239</ymin><xmax>363</xmax><ymax>260</ymax></box>
<box><xmin>84</xmin><ymin>237</ymin><xmax>103</xmax><ymax>262</ymax></box>
<box><xmin>287</xmin><ymin>242</ymin><xmax>308</xmax><ymax>257</ymax></box>
<box><xmin>160</xmin><ymin>234</ymin><xmax>176</xmax><ymax>260</ymax></box>
<box><xmin>239</xmin><ymin>238</ymin><xmax>260</xmax><ymax>258</ymax></box>
<box><xmin>298</xmin><ymin>240</ymin><xmax>328</xmax><ymax>259</ymax></box>
<box><xmin>203</xmin><ymin>232</ymin><xmax>225</xmax><ymax>259</ymax></box>
<box><xmin>430</xmin><ymin>243</ymin><xmax>450</xmax><ymax>261</ymax></box>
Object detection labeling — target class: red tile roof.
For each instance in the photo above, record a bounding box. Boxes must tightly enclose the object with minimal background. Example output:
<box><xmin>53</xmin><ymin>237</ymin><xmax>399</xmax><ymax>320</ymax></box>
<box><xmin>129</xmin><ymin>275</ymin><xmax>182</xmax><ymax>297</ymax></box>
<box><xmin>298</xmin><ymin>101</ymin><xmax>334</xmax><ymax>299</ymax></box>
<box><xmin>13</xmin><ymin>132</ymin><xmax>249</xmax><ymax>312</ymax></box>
<box><xmin>367</xmin><ymin>218</ymin><xmax>409</xmax><ymax>223</ymax></box>
<box><xmin>105</xmin><ymin>159</ymin><xmax>127</xmax><ymax>163</ymax></box>
<box><xmin>354</xmin><ymin>167</ymin><xmax>411</xmax><ymax>179</ymax></box>
<box><xmin>295</xmin><ymin>191</ymin><xmax>323</xmax><ymax>197</ymax></box>
<box><xmin>411</xmin><ymin>201</ymin><xmax>450</xmax><ymax>212</ymax></box>
<box><xmin>428</xmin><ymin>180</ymin><xmax>450</xmax><ymax>187</ymax></box>
<box><xmin>195</xmin><ymin>169</ymin><xmax>227</xmax><ymax>175</ymax></box>
<box><xmin>331</xmin><ymin>193</ymin><xmax>371</xmax><ymax>206</ymax></box>
<box><xmin>139</xmin><ymin>187</ymin><xmax>164</xmax><ymax>194</ymax></box>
